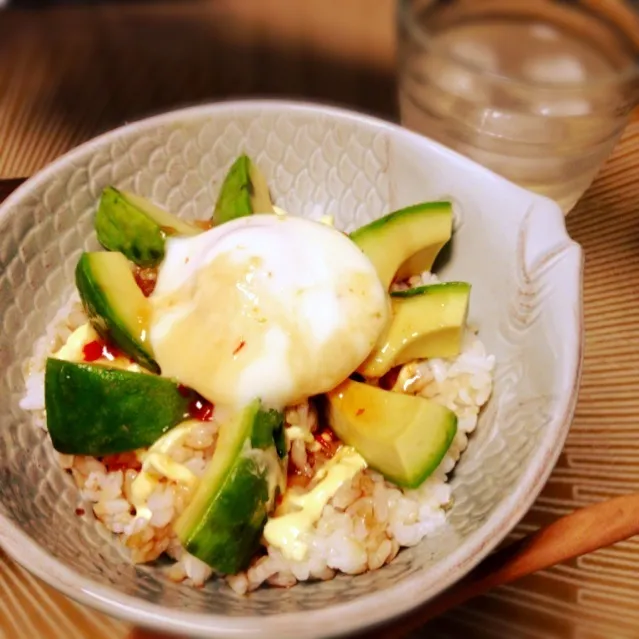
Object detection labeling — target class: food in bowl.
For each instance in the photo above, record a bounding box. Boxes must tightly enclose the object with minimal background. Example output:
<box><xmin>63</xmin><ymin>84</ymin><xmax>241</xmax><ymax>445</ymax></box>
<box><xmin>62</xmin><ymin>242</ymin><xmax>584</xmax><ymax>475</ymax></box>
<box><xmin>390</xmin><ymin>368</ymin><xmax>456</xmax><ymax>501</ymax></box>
<box><xmin>20</xmin><ymin>154</ymin><xmax>494</xmax><ymax>594</ymax></box>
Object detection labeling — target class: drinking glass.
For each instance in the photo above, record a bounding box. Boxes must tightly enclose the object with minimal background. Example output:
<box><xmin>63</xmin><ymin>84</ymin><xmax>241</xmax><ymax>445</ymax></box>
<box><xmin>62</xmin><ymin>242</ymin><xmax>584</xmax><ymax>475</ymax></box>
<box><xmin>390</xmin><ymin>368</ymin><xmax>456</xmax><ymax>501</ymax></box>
<box><xmin>397</xmin><ymin>0</ymin><xmax>639</xmax><ymax>213</ymax></box>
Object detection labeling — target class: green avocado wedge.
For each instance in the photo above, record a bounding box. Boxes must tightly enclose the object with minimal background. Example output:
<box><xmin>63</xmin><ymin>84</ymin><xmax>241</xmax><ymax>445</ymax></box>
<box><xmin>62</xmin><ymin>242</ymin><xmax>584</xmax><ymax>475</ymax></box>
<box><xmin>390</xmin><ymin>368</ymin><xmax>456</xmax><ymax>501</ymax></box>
<box><xmin>95</xmin><ymin>187</ymin><xmax>200</xmax><ymax>267</ymax></box>
<box><xmin>45</xmin><ymin>359</ymin><xmax>195</xmax><ymax>455</ymax></box>
<box><xmin>326</xmin><ymin>379</ymin><xmax>457</xmax><ymax>489</ymax></box>
<box><xmin>350</xmin><ymin>202</ymin><xmax>453</xmax><ymax>289</ymax></box>
<box><xmin>212</xmin><ymin>154</ymin><xmax>274</xmax><ymax>225</ymax></box>
<box><xmin>174</xmin><ymin>399</ymin><xmax>285</xmax><ymax>574</ymax></box>
<box><xmin>359</xmin><ymin>282</ymin><xmax>471</xmax><ymax>378</ymax></box>
<box><xmin>75</xmin><ymin>251</ymin><xmax>159</xmax><ymax>373</ymax></box>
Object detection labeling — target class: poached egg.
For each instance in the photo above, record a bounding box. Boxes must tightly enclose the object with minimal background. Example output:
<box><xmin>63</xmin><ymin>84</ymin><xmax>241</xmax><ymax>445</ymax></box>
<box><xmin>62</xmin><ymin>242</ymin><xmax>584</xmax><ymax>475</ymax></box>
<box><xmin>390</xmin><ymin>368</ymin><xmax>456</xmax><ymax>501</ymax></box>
<box><xmin>149</xmin><ymin>214</ymin><xmax>389</xmax><ymax>408</ymax></box>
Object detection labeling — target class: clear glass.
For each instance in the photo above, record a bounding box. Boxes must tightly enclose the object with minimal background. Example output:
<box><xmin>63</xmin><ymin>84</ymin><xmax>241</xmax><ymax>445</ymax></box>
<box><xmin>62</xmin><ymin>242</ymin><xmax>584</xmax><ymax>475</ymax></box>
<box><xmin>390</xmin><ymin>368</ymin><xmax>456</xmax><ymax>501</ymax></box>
<box><xmin>397</xmin><ymin>0</ymin><xmax>639</xmax><ymax>213</ymax></box>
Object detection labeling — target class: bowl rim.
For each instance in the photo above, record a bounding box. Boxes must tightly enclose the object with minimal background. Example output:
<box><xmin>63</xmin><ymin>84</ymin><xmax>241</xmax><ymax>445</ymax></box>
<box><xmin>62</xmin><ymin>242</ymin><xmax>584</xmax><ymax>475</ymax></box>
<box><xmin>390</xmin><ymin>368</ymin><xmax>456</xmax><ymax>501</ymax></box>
<box><xmin>0</xmin><ymin>98</ymin><xmax>584</xmax><ymax>638</ymax></box>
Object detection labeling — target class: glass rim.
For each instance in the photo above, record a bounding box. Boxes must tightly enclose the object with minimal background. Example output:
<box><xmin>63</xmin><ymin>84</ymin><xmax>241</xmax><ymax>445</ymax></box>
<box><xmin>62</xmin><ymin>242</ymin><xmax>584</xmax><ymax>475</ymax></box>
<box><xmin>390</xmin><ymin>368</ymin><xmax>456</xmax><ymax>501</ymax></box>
<box><xmin>397</xmin><ymin>0</ymin><xmax>639</xmax><ymax>90</ymax></box>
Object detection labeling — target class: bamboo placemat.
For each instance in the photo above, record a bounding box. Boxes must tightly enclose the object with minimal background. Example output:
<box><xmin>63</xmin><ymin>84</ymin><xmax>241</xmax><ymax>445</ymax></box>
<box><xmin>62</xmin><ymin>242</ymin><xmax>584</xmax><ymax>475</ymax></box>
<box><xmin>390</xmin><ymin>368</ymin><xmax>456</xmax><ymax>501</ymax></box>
<box><xmin>1</xmin><ymin>2</ymin><xmax>639</xmax><ymax>638</ymax></box>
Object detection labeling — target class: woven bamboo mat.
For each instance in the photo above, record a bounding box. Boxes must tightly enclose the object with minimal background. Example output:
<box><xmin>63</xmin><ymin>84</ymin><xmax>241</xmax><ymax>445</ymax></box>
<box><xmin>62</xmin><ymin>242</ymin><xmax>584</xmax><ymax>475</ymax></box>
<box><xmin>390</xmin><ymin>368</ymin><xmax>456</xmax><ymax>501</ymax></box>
<box><xmin>1</xmin><ymin>2</ymin><xmax>639</xmax><ymax>638</ymax></box>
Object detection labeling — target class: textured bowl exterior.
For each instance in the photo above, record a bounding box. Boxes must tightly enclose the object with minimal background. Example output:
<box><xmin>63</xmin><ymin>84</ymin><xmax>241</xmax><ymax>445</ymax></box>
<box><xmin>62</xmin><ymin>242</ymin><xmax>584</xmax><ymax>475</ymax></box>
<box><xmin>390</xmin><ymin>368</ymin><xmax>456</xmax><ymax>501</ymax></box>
<box><xmin>0</xmin><ymin>101</ymin><xmax>582</xmax><ymax>638</ymax></box>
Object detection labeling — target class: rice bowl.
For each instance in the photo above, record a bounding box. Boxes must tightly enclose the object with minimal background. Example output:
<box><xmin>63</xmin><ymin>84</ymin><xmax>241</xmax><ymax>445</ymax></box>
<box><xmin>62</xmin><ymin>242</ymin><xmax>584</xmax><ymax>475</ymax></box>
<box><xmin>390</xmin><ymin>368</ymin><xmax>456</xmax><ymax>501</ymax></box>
<box><xmin>19</xmin><ymin>165</ymin><xmax>495</xmax><ymax>594</ymax></box>
<box><xmin>20</xmin><ymin>267</ymin><xmax>494</xmax><ymax>594</ymax></box>
<box><xmin>0</xmin><ymin>100</ymin><xmax>582</xmax><ymax>638</ymax></box>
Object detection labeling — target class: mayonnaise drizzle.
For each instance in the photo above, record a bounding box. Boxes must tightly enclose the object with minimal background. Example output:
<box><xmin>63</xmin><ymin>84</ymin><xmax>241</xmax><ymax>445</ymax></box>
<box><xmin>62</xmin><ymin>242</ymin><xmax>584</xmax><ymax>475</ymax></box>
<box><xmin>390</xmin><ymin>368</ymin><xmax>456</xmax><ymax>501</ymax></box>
<box><xmin>130</xmin><ymin>422</ymin><xmax>201</xmax><ymax>521</ymax></box>
<box><xmin>263</xmin><ymin>447</ymin><xmax>367</xmax><ymax>561</ymax></box>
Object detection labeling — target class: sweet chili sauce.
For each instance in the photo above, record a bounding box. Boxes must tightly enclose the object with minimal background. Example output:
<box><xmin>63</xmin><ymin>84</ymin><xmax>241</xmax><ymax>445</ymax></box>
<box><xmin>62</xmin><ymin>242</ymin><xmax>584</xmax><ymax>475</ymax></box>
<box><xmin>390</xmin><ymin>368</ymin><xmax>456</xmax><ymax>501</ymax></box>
<box><xmin>178</xmin><ymin>384</ymin><xmax>214</xmax><ymax>422</ymax></box>
<box><xmin>82</xmin><ymin>338</ymin><xmax>123</xmax><ymax>362</ymax></box>
<box><xmin>100</xmin><ymin>452</ymin><xmax>143</xmax><ymax>473</ymax></box>
<box><xmin>133</xmin><ymin>266</ymin><xmax>158</xmax><ymax>297</ymax></box>
<box><xmin>189</xmin><ymin>397</ymin><xmax>214</xmax><ymax>422</ymax></box>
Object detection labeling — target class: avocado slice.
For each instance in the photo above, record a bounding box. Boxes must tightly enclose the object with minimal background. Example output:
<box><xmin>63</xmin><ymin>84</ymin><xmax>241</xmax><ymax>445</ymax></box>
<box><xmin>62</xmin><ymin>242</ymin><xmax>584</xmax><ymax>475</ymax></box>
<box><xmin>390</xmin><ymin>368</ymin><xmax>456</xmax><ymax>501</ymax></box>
<box><xmin>359</xmin><ymin>282</ymin><xmax>471</xmax><ymax>378</ymax></box>
<box><xmin>212</xmin><ymin>154</ymin><xmax>274</xmax><ymax>225</ymax></box>
<box><xmin>350</xmin><ymin>202</ymin><xmax>453</xmax><ymax>289</ymax></box>
<box><xmin>75</xmin><ymin>251</ymin><xmax>158</xmax><ymax>373</ymax></box>
<box><xmin>45</xmin><ymin>359</ymin><xmax>195</xmax><ymax>455</ymax></box>
<box><xmin>96</xmin><ymin>187</ymin><xmax>200</xmax><ymax>267</ymax></box>
<box><xmin>174</xmin><ymin>399</ymin><xmax>285</xmax><ymax>574</ymax></box>
<box><xmin>326</xmin><ymin>379</ymin><xmax>457</xmax><ymax>488</ymax></box>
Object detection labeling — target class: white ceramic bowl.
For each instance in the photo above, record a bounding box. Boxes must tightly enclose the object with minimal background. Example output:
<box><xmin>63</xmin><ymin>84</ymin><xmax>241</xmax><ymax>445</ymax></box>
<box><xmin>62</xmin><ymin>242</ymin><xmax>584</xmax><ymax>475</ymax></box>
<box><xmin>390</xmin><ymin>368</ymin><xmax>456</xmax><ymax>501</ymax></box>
<box><xmin>0</xmin><ymin>100</ymin><xmax>582</xmax><ymax>638</ymax></box>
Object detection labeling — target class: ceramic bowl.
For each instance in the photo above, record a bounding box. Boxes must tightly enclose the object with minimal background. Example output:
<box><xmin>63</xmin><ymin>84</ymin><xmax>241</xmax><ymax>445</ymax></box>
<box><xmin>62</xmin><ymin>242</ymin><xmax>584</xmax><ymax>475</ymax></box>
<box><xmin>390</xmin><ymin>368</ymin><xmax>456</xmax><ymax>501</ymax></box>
<box><xmin>0</xmin><ymin>100</ymin><xmax>582</xmax><ymax>638</ymax></box>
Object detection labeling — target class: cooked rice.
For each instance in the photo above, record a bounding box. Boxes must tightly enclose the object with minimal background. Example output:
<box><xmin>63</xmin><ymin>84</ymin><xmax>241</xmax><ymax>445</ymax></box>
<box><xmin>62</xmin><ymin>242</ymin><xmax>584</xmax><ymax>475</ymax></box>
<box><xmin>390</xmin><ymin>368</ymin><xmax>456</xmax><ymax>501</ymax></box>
<box><xmin>20</xmin><ymin>272</ymin><xmax>494</xmax><ymax>594</ymax></box>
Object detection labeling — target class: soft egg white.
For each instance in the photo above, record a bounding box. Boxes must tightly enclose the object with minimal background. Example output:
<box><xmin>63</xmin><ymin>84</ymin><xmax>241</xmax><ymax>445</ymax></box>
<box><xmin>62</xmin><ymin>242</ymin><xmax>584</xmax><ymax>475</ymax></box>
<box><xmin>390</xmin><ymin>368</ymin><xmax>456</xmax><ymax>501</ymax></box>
<box><xmin>149</xmin><ymin>214</ymin><xmax>389</xmax><ymax>409</ymax></box>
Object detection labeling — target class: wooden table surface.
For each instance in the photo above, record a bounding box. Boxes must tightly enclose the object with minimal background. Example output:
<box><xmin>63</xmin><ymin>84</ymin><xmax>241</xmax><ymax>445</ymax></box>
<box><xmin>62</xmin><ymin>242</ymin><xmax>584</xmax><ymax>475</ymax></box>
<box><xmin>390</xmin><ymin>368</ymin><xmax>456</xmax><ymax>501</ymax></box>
<box><xmin>2</xmin><ymin>2</ymin><xmax>639</xmax><ymax>638</ymax></box>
